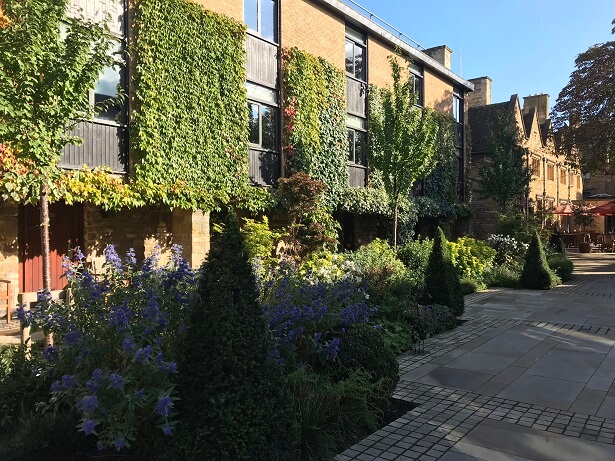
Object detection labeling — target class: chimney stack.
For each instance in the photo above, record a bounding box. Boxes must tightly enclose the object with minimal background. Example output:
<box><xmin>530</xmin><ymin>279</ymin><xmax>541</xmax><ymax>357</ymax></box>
<box><xmin>466</xmin><ymin>77</ymin><xmax>492</xmax><ymax>108</ymax></box>
<box><xmin>424</xmin><ymin>45</ymin><xmax>452</xmax><ymax>70</ymax></box>
<box><xmin>523</xmin><ymin>94</ymin><xmax>550</xmax><ymax>124</ymax></box>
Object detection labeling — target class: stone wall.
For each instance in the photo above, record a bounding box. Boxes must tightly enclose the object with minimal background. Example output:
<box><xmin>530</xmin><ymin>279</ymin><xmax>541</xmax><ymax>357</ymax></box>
<box><xmin>424</xmin><ymin>68</ymin><xmax>453</xmax><ymax>116</ymax></box>
<box><xmin>0</xmin><ymin>201</ymin><xmax>19</xmax><ymax>305</ymax></box>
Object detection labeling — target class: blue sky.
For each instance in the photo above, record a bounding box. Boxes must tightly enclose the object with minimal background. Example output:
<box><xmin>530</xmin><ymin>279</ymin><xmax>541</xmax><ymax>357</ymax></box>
<box><xmin>344</xmin><ymin>0</ymin><xmax>613</xmax><ymax>112</ymax></box>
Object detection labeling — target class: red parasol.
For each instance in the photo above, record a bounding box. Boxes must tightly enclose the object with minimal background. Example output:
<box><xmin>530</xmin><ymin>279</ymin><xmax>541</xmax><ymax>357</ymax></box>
<box><xmin>551</xmin><ymin>202</ymin><xmax>576</xmax><ymax>215</ymax></box>
<box><xmin>590</xmin><ymin>201</ymin><xmax>615</xmax><ymax>216</ymax></box>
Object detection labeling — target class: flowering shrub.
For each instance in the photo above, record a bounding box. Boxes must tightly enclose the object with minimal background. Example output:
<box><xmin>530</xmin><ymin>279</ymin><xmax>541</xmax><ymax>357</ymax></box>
<box><xmin>487</xmin><ymin>234</ymin><xmax>528</xmax><ymax>266</ymax></box>
<box><xmin>19</xmin><ymin>245</ymin><xmax>196</xmax><ymax>451</ymax></box>
<box><xmin>448</xmin><ymin>237</ymin><xmax>496</xmax><ymax>280</ymax></box>
<box><xmin>259</xmin><ymin>261</ymin><xmax>375</xmax><ymax>368</ymax></box>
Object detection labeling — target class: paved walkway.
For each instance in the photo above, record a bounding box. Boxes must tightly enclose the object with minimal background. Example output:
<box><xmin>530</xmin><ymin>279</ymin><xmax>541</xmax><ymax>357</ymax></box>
<box><xmin>337</xmin><ymin>252</ymin><xmax>615</xmax><ymax>461</ymax></box>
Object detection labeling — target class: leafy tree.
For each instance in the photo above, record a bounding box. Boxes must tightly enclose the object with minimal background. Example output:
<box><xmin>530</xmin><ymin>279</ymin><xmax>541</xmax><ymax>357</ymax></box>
<box><xmin>369</xmin><ymin>54</ymin><xmax>440</xmax><ymax>249</ymax></box>
<box><xmin>0</xmin><ymin>0</ymin><xmax>119</xmax><ymax>323</ymax></box>
<box><xmin>552</xmin><ymin>19</ymin><xmax>615</xmax><ymax>173</ymax></box>
<box><xmin>175</xmin><ymin>212</ymin><xmax>298</xmax><ymax>460</ymax></box>
<box><xmin>476</xmin><ymin>111</ymin><xmax>531</xmax><ymax>213</ymax></box>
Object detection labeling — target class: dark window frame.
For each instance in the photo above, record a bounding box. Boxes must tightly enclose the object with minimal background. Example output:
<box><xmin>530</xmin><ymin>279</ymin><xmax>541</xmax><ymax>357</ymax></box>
<box><xmin>245</xmin><ymin>0</ymin><xmax>278</xmax><ymax>44</ymax></box>
<box><xmin>345</xmin><ymin>25</ymin><xmax>366</xmax><ymax>82</ymax></box>
<box><xmin>347</xmin><ymin>127</ymin><xmax>367</xmax><ymax>167</ymax></box>
<box><xmin>248</xmin><ymin>100</ymin><xmax>279</xmax><ymax>152</ymax></box>
<box><xmin>409</xmin><ymin>63</ymin><xmax>424</xmax><ymax>107</ymax></box>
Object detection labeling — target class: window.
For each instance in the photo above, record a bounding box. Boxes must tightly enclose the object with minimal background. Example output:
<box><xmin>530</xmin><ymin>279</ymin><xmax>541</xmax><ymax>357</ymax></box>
<box><xmin>547</xmin><ymin>164</ymin><xmax>555</xmax><ymax>181</ymax></box>
<box><xmin>244</xmin><ymin>0</ymin><xmax>277</xmax><ymax>42</ymax></box>
<box><xmin>560</xmin><ymin>168</ymin><xmax>567</xmax><ymax>185</ymax></box>
<box><xmin>577</xmin><ymin>175</ymin><xmax>581</xmax><ymax>189</ymax></box>
<box><xmin>248</xmin><ymin>102</ymin><xmax>277</xmax><ymax>151</ymax></box>
<box><xmin>92</xmin><ymin>42</ymin><xmax>123</xmax><ymax>122</ymax></box>
<box><xmin>409</xmin><ymin>62</ymin><xmax>424</xmax><ymax>106</ymax></box>
<box><xmin>345</xmin><ymin>25</ymin><xmax>366</xmax><ymax>81</ymax></box>
<box><xmin>347</xmin><ymin>128</ymin><xmax>367</xmax><ymax>166</ymax></box>
<box><xmin>531</xmin><ymin>158</ymin><xmax>541</xmax><ymax>177</ymax></box>
<box><xmin>453</xmin><ymin>88</ymin><xmax>463</xmax><ymax>148</ymax></box>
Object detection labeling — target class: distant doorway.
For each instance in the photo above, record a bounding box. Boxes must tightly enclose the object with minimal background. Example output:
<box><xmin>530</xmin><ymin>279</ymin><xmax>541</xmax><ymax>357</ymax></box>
<box><xmin>18</xmin><ymin>202</ymin><xmax>84</xmax><ymax>292</ymax></box>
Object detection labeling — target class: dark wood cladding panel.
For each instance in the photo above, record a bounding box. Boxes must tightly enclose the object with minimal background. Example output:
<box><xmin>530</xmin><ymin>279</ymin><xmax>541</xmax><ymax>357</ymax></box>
<box><xmin>249</xmin><ymin>149</ymin><xmax>279</xmax><ymax>186</ymax></box>
<box><xmin>246</xmin><ymin>34</ymin><xmax>278</xmax><ymax>89</ymax></box>
<box><xmin>60</xmin><ymin>121</ymin><xmax>128</xmax><ymax>174</ymax></box>
<box><xmin>346</xmin><ymin>77</ymin><xmax>366</xmax><ymax>117</ymax></box>
<box><xmin>349</xmin><ymin>164</ymin><xmax>366</xmax><ymax>188</ymax></box>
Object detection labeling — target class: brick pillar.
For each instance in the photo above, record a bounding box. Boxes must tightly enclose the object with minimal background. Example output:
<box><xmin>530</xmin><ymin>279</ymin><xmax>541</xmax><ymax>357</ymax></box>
<box><xmin>0</xmin><ymin>201</ymin><xmax>19</xmax><ymax>305</ymax></box>
<box><xmin>171</xmin><ymin>209</ymin><xmax>210</xmax><ymax>269</ymax></box>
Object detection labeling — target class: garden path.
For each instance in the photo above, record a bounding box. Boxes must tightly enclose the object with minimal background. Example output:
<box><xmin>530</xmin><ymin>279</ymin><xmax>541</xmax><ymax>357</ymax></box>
<box><xmin>337</xmin><ymin>252</ymin><xmax>615</xmax><ymax>461</ymax></box>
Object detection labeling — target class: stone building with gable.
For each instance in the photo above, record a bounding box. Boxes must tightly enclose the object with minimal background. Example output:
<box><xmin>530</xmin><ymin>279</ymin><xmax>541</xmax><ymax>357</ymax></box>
<box><xmin>466</xmin><ymin>77</ymin><xmax>582</xmax><ymax>238</ymax></box>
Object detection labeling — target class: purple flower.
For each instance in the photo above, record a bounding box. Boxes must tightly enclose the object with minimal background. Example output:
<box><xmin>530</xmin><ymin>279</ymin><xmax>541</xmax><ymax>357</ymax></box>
<box><xmin>155</xmin><ymin>395</ymin><xmax>172</xmax><ymax>417</ymax></box>
<box><xmin>42</xmin><ymin>345</ymin><xmax>55</xmax><ymax>362</ymax></box>
<box><xmin>51</xmin><ymin>380</ymin><xmax>62</xmax><ymax>393</ymax></box>
<box><xmin>327</xmin><ymin>337</ymin><xmax>341</xmax><ymax>361</ymax></box>
<box><xmin>113</xmin><ymin>438</ymin><xmax>126</xmax><ymax>451</ymax></box>
<box><xmin>104</xmin><ymin>244</ymin><xmax>123</xmax><ymax>271</ymax></box>
<box><xmin>109</xmin><ymin>373</ymin><xmax>123</xmax><ymax>389</ymax></box>
<box><xmin>81</xmin><ymin>419</ymin><xmax>96</xmax><ymax>435</ymax></box>
<box><xmin>135</xmin><ymin>346</ymin><xmax>152</xmax><ymax>363</ymax></box>
<box><xmin>162</xmin><ymin>424</ymin><xmax>173</xmax><ymax>436</ymax></box>
<box><xmin>136</xmin><ymin>389</ymin><xmax>144</xmax><ymax>400</ymax></box>
<box><xmin>77</xmin><ymin>395</ymin><xmax>99</xmax><ymax>413</ymax></box>
<box><xmin>61</xmin><ymin>374</ymin><xmax>78</xmax><ymax>389</ymax></box>
<box><xmin>75</xmin><ymin>247</ymin><xmax>86</xmax><ymax>262</ymax></box>
<box><xmin>122</xmin><ymin>336</ymin><xmax>136</xmax><ymax>353</ymax></box>
<box><xmin>160</xmin><ymin>361</ymin><xmax>177</xmax><ymax>374</ymax></box>
<box><xmin>64</xmin><ymin>330</ymin><xmax>80</xmax><ymax>345</ymax></box>
<box><xmin>96</xmin><ymin>441</ymin><xmax>104</xmax><ymax>451</ymax></box>
<box><xmin>125</xmin><ymin>248</ymin><xmax>137</xmax><ymax>266</ymax></box>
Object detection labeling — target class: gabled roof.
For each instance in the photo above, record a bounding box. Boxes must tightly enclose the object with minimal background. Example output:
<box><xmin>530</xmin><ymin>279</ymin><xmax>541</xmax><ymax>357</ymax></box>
<box><xmin>468</xmin><ymin>95</ymin><xmax>519</xmax><ymax>154</ymax></box>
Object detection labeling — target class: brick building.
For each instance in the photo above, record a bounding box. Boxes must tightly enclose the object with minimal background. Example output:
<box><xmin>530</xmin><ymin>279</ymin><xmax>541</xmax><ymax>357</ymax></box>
<box><xmin>0</xmin><ymin>0</ymin><xmax>473</xmax><ymax>304</ymax></box>
<box><xmin>467</xmin><ymin>78</ymin><xmax>582</xmax><ymax>238</ymax></box>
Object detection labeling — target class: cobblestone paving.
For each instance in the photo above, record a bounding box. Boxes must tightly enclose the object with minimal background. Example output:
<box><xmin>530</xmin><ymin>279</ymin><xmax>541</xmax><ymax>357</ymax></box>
<box><xmin>337</xmin><ymin>254</ymin><xmax>615</xmax><ymax>460</ymax></box>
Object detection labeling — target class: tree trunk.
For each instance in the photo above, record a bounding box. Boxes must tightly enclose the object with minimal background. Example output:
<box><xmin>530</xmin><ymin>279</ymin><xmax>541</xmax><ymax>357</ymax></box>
<box><xmin>393</xmin><ymin>203</ymin><xmax>398</xmax><ymax>251</ymax></box>
<box><xmin>40</xmin><ymin>183</ymin><xmax>53</xmax><ymax>347</ymax></box>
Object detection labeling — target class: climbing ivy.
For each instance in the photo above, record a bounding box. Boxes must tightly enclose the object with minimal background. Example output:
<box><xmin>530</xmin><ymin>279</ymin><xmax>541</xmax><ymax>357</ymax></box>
<box><xmin>281</xmin><ymin>47</ymin><xmax>348</xmax><ymax>209</ymax></box>
<box><xmin>132</xmin><ymin>0</ymin><xmax>250</xmax><ymax>211</ymax></box>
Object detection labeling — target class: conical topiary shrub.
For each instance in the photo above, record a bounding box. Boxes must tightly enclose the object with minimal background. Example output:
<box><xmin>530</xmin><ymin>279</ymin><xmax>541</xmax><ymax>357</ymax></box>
<box><xmin>423</xmin><ymin>227</ymin><xmax>464</xmax><ymax>317</ymax></box>
<box><xmin>521</xmin><ymin>230</ymin><xmax>559</xmax><ymax>289</ymax></box>
<box><xmin>175</xmin><ymin>212</ymin><xmax>298</xmax><ymax>460</ymax></box>
<box><xmin>549</xmin><ymin>232</ymin><xmax>567</xmax><ymax>255</ymax></box>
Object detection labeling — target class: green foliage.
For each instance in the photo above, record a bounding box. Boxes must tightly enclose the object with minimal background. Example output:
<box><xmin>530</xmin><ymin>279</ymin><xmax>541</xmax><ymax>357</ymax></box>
<box><xmin>496</xmin><ymin>213</ymin><xmax>549</xmax><ymax>244</ymax></box>
<box><xmin>336</xmin><ymin>324</ymin><xmax>399</xmax><ymax>396</ymax></box>
<box><xmin>572</xmin><ymin>203</ymin><xmax>595</xmax><ymax>230</ymax></box>
<box><xmin>396</xmin><ymin>238</ymin><xmax>433</xmax><ymax>295</ymax></box>
<box><xmin>133</xmin><ymin>0</ymin><xmax>249</xmax><ymax>210</ymax></box>
<box><xmin>549</xmin><ymin>232</ymin><xmax>567</xmax><ymax>255</ymax></box>
<box><xmin>460</xmin><ymin>277</ymin><xmax>484</xmax><ymax>295</ymax></box>
<box><xmin>552</xmin><ymin>21</ymin><xmax>615</xmax><ymax>173</ymax></box>
<box><xmin>241</xmin><ymin>215</ymin><xmax>284</xmax><ymax>263</ymax></box>
<box><xmin>476</xmin><ymin>112</ymin><xmax>531</xmax><ymax>213</ymax></box>
<box><xmin>547</xmin><ymin>253</ymin><xmax>574</xmax><ymax>282</ymax></box>
<box><xmin>345</xmin><ymin>239</ymin><xmax>409</xmax><ymax>300</ymax></box>
<box><xmin>423</xmin><ymin>227</ymin><xmax>464</xmax><ymax>317</ymax></box>
<box><xmin>276</xmin><ymin>172</ymin><xmax>339</xmax><ymax>258</ymax></box>
<box><xmin>376</xmin><ymin>320</ymin><xmax>415</xmax><ymax>356</ymax></box>
<box><xmin>0</xmin><ymin>0</ymin><xmax>117</xmax><ymax>200</ymax></box>
<box><xmin>286</xmin><ymin>367</ymin><xmax>381</xmax><ymax>461</ymax></box>
<box><xmin>369</xmin><ymin>55</ymin><xmax>441</xmax><ymax>247</ymax></box>
<box><xmin>520</xmin><ymin>231</ymin><xmax>560</xmax><ymax>290</ymax></box>
<box><xmin>448</xmin><ymin>237</ymin><xmax>496</xmax><ymax>281</ymax></box>
<box><xmin>175</xmin><ymin>213</ymin><xmax>298</xmax><ymax>460</ymax></box>
<box><xmin>484</xmin><ymin>264</ymin><xmax>521</xmax><ymax>288</ymax></box>
<box><xmin>281</xmin><ymin>47</ymin><xmax>348</xmax><ymax>209</ymax></box>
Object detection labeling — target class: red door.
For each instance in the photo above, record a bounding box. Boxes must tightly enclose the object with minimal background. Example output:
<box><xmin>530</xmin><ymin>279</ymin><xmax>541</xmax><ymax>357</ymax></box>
<box><xmin>18</xmin><ymin>202</ymin><xmax>84</xmax><ymax>293</ymax></box>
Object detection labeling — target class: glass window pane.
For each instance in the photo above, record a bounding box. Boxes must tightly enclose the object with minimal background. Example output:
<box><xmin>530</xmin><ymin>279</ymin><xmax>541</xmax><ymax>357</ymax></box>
<box><xmin>346</xmin><ymin>114</ymin><xmax>366</xmax><ymax>130</ymax></box>
<box><xmin>244</xmin><ymin>0</ymin><xmax>258</xmax><ymax>32</ymax></box>
<box><xmin>354</xmin><ymin>45</ymin><xmax>364</xmax><ymax>80</ymax></box>
<box><xmin>261</xmin><ymin>105</ymin><xmax>276</xmax><ymax>150</ymax></box>
<box><xmin>261</xmin><ymin>0</ymin><xmax>276</xmax><ymax>42</ymax></box>
<box><xmin>355</xmin><ymin>131</ymin><xmax>367</xmax><ymax>165</ymax></box>
<box><xmin>245</xmin><ymin>82</ymin><xmax>278</xmax><ymax>105</ymax></box>
<box><xmin>347</xmin><ymin>129</ymin><xmax>354</xmax><ymax>161</ymax></box>
<box><xmin>94</xmin><ymin>65</ymin><xmax>121</xmax><ymax>121</ymax></box>
<box><xmin>345</xmin><ymin>25</ymin><xmax>365</xmax><ymax>45</ymax></box>
<box><xmin>345</xmin><ymin>40</ymin><xmax>354</xmax><ymax>76</ymax></box>
<box><xmin>248</xmin><ymin>103</ymin><xmax>260</xmax><ymax>144</ymax></box>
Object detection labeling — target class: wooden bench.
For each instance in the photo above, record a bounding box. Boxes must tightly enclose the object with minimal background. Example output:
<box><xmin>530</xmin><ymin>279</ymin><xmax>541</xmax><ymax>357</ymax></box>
<box><xmin>0</xmin><ymin>280</ymin><xmax>12</xmax><ymax>324</ymax></box>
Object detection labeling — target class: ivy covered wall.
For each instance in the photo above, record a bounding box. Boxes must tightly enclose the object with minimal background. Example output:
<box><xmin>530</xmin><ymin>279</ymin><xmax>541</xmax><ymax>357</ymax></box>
<box><xmin>132</xmin><ymin>0</ymin><xmax>250</xmax><ymax>210</ymax></box>
<box><xmin>281</xmin><ymin>47</ymin><xmax>348</xmax><ymax>209</ymax></box>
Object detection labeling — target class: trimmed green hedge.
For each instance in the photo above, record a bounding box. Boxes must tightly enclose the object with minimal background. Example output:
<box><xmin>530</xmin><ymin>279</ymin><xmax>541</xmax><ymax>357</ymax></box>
<box><xmin>521</xmin><ymin>231</ymin><xmax>559</xmax><ymax>289</ymax></box>
<box><xmin>133</xmin><ymin>0</ymin><xmax>249</xmax><ymax>209</ymax></box>
<box><xmin>548</xmin><ymin>253</ymin><xmax>574</xmax><ymax>282</ymax></box>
